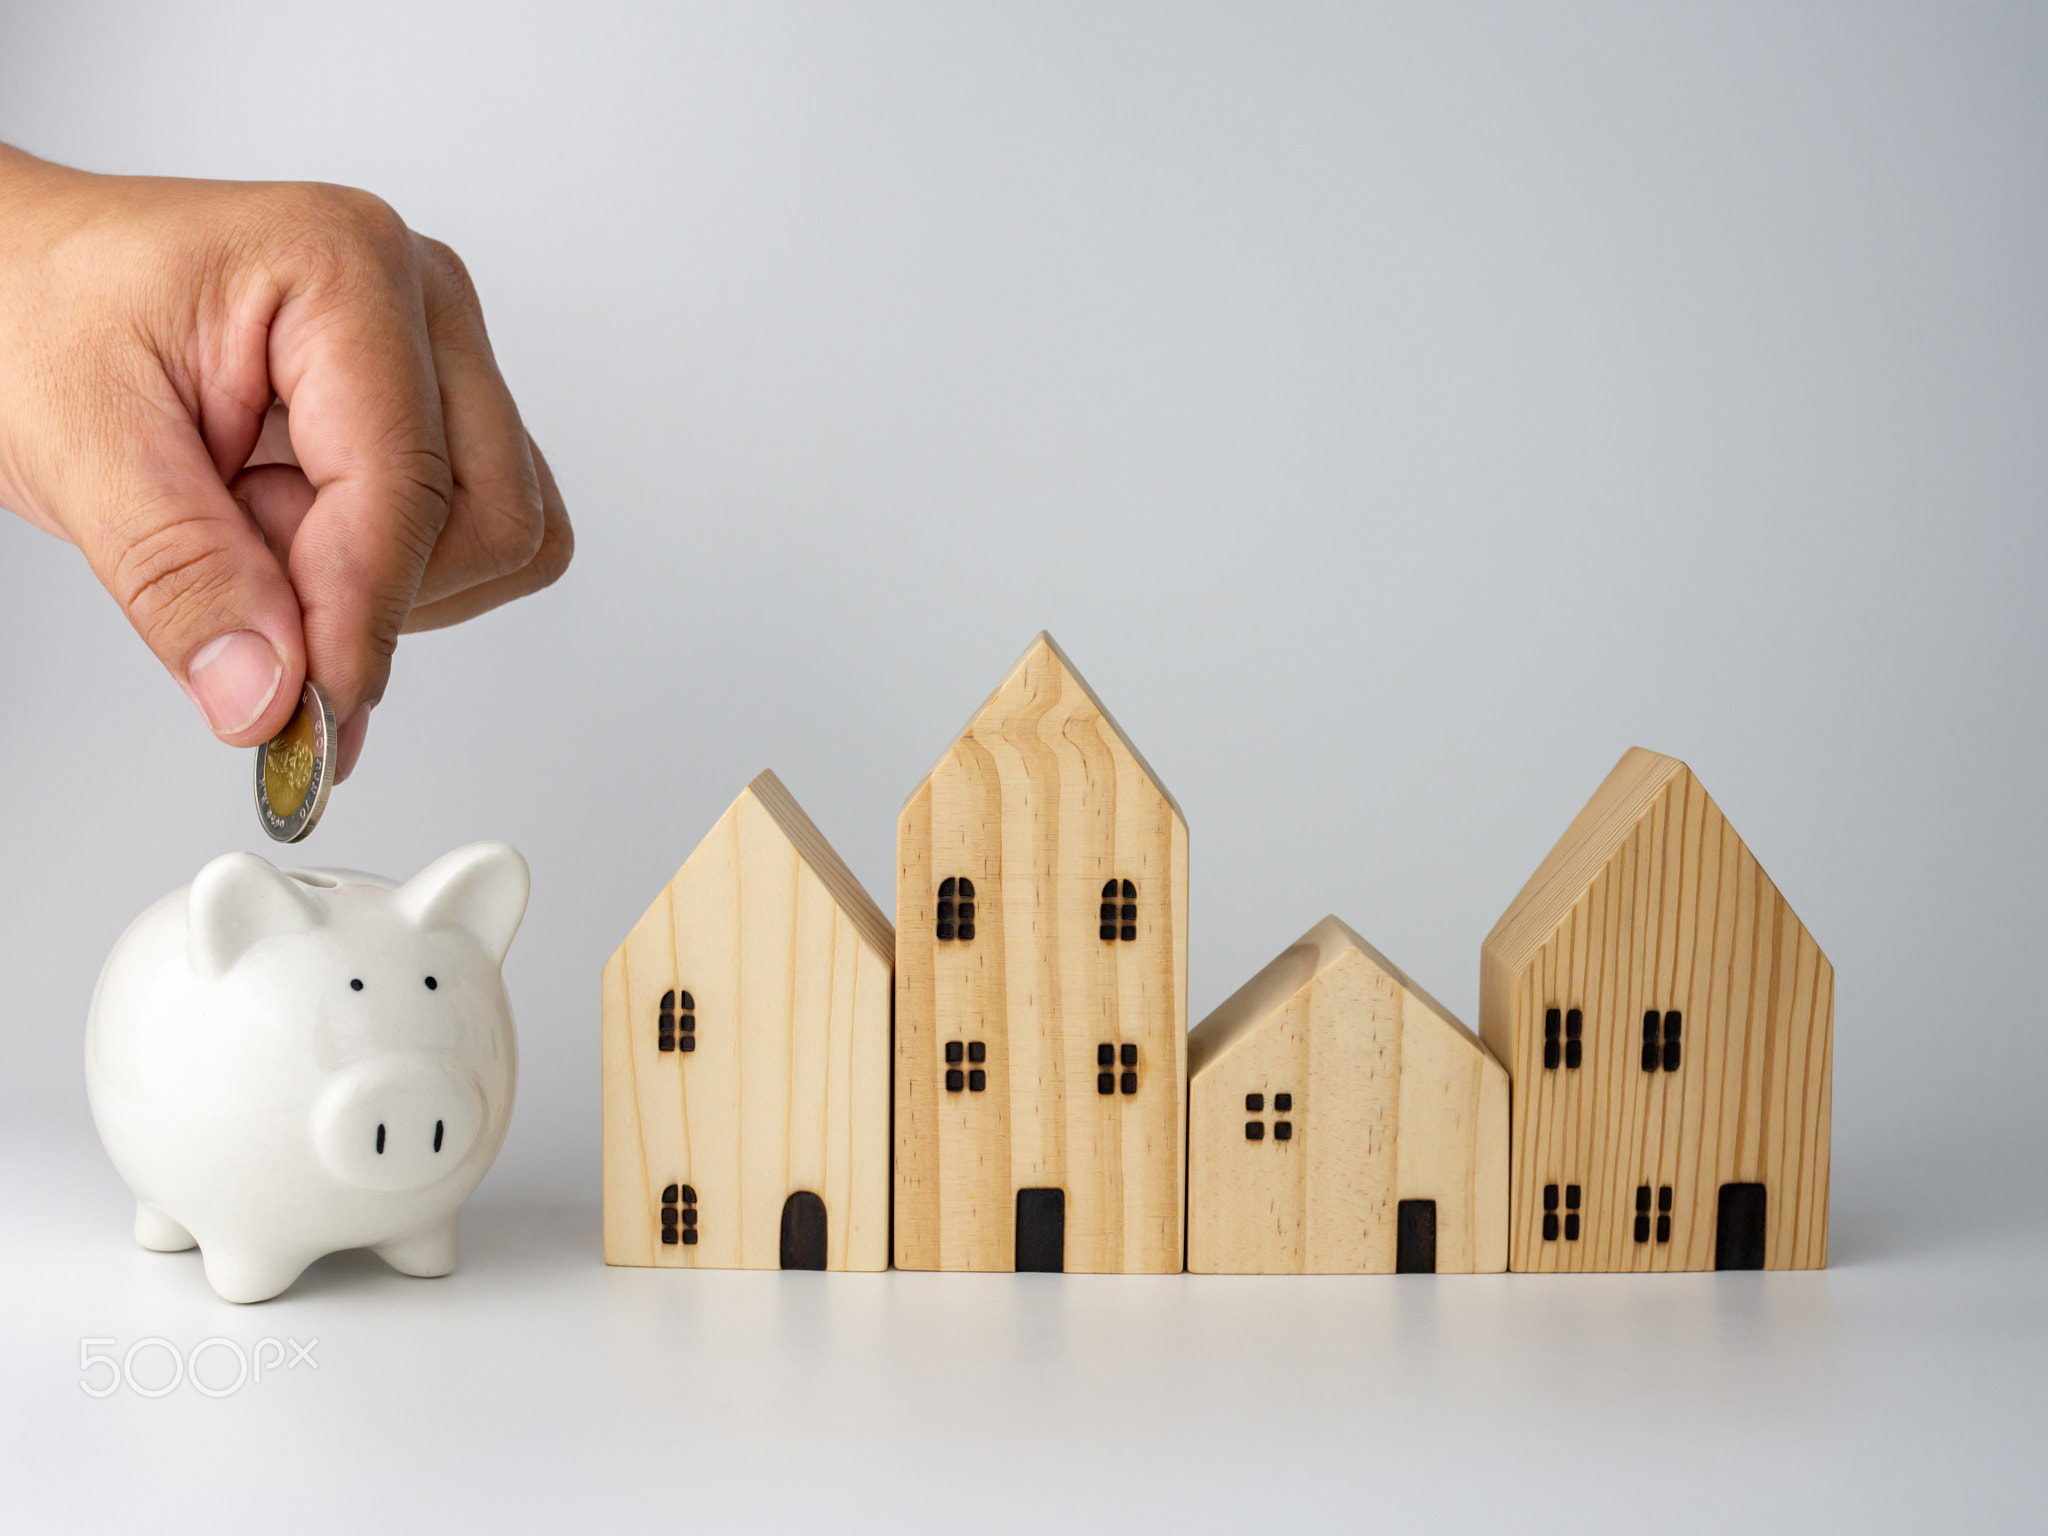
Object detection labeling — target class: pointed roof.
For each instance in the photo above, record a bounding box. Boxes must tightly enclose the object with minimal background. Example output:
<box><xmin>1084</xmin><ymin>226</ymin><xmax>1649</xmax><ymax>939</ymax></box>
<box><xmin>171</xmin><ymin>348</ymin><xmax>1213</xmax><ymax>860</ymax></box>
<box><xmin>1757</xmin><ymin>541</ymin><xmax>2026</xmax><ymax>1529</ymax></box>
<box><xmin>1484</xmin><ymin>746</ymin><xmax>1799</xmax><ymax>973</ymax></box>
<box><xmin>1189</xmin><ymin>914</ymin><xmax>1484</xmax><ymax>1077</ymax></box>
<box><xmin>730</xmin><ymin>769</ymin><xmax>895</xmax><ymax>959</ymax></box>
<box><xmin>905</xmin><ymin>631</ymin><xmax>1183</xmax><ymax>820</ymax></box>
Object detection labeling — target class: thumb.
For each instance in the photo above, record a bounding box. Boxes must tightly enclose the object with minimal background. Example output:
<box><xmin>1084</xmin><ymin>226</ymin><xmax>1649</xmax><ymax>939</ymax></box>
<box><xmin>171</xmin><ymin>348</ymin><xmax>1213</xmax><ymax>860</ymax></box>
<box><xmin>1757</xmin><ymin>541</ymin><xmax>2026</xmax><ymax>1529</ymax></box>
<box><xmin>71</xmin><ymin>405</ymin><xmax>308</xmax><ymax>746</ymax></box>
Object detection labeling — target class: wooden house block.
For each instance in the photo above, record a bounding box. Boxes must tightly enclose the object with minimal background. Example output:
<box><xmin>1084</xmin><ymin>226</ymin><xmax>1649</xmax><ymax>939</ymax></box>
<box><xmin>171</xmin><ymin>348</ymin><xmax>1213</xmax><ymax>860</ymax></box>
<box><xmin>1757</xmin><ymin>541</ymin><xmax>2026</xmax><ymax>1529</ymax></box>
<box><xmin>895</xmin><ymin>632</ymin><xmax>1188</xmax><ymax>1273</ymax></box>
<box><xmin>602</xmin><ymin>770</ymin><xmax>894</xmax><ymax>1271</ymax></box>
<box><xmin>1480</xmin><ymin>748</ymin><xmax>1834</xmax><ymax>1273</ymax></box>
<box><xmin>1187</xmin><ymin>916</ymin><xmax>1508</xmax><ymax>1275</ymax></box>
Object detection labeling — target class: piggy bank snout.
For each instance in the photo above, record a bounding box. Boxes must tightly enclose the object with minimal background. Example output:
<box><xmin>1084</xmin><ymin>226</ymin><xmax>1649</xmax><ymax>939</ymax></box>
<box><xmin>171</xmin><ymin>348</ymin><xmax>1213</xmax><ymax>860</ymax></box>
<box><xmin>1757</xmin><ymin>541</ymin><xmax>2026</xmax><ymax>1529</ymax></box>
<box><xmin>313</xmin><ymin>1059</ymin><xmax>486</xmax><ymax>1193</ymax></box>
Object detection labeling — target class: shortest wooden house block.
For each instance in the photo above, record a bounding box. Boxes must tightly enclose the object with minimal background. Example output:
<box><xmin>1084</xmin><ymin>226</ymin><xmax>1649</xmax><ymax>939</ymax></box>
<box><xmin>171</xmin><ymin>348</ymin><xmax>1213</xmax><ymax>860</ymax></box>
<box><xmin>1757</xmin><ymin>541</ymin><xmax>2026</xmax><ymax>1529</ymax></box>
<box><xmin>1187</xmin><ymin>916</ymin><xmax>1508</xmax><ymax>1275</ymax></box>
<box><xmin>602</xmin><ymin>770</ymin><xmax>894</xmax><ymax>1271</ymax></box>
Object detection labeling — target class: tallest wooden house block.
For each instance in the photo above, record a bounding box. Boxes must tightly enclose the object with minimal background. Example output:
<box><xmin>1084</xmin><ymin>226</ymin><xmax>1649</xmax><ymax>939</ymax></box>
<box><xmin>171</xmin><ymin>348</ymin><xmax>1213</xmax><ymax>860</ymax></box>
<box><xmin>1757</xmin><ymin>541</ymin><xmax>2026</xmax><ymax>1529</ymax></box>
<box><xmin>896</xmin><ymin>633</ymin><xmax>1188</xmax><ymax>1273</ymax></box>
<box><xmin>1480</xmin><ymin>747</ymin><xmax>1834</xmax><ymax>1273</ymax></box>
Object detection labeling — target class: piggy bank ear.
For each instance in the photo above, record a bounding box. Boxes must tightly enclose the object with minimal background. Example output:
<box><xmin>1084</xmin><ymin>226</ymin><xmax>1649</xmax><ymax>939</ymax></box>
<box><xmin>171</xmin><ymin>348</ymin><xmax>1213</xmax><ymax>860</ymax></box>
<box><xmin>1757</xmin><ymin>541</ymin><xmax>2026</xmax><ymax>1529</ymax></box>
<box><xmin>189</xmin><ymin>852</ymin><xmax>324</xmax><ymax>978</ymax></box>
<box><xmin>395</xmin><ymin>843</ymin><xmax>530</xmax><ymax>963</ymax></box>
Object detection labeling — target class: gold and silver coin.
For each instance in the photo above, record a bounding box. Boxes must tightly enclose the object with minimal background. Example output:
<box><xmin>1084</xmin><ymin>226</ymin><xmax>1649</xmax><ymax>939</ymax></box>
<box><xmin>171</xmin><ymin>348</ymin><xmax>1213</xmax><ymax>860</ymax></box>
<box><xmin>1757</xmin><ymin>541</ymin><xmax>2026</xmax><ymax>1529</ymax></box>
<box><xmin>254</xmin><ymin>679</ymin><xmax>335</xmax><ymax>843</ymax></box>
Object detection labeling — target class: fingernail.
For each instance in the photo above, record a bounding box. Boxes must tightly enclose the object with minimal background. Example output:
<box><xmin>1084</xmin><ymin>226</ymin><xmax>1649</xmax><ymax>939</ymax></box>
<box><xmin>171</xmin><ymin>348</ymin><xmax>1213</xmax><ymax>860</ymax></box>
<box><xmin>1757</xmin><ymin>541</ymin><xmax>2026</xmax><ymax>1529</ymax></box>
<box><xmin>187</xmin><ymin>630</ymin><xmax>285</xmax><ymax>737</ymax></box>
<box><xmin>335</xmin><ymin>707</ymin><xmax>371</xmax><ymax>783</ymax></box>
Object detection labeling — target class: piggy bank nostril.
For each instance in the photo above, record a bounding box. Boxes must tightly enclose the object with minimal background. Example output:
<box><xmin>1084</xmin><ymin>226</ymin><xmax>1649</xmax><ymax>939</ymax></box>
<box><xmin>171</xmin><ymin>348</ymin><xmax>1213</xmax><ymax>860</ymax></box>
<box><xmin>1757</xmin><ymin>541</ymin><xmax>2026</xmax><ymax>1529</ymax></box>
<box><xmin>424</xmin><ymin>976</ymin><xmax>437</xmax><ymax>990</ymax></box>
<box><xmin>375</xmin><ymin>1123</ymin><xmax>386</xmax><ymax>1154</ymax></box>
<box><xmin>433</xmin><ymin>1119</ymin><xmax>444</xmax><ymax>1152</ymax></box>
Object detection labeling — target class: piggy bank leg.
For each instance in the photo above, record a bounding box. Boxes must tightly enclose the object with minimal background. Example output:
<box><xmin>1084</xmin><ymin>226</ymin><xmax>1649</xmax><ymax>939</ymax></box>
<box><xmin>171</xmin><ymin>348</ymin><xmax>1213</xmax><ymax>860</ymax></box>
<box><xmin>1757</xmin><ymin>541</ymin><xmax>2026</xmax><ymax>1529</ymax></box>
<box><xmin>201</xmin><ymin>1245</ymin><xmax>311</xmax><ymax>1304</ymax></box>
<box><xmin>134</xmin><ymin>1201</ymin><xmax>196</xmax><ymax>1252</ymax></box>
<box><xmin>374</xmin><ymin>1216</ymin><xmax>459</xmax><ymax>1278</ymax></box>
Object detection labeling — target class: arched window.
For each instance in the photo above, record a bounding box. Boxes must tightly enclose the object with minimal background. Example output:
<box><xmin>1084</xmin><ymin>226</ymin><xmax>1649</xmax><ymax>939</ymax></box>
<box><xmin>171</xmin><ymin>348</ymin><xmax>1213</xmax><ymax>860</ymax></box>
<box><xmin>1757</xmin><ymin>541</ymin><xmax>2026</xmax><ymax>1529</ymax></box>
<box><xmin>937</xmin><ymin>877</ymin><xmax>976</xmax><ymax>942</ymax></box>
<box><xmin>659</xmin><ymin>989</ymin><xmax>696</xmax><ymax>1053</ymax></box>
<box><xmin>1100</xmin><ymin>878</ymin><xmax>1136</xmax><ymax>942</ymax></box>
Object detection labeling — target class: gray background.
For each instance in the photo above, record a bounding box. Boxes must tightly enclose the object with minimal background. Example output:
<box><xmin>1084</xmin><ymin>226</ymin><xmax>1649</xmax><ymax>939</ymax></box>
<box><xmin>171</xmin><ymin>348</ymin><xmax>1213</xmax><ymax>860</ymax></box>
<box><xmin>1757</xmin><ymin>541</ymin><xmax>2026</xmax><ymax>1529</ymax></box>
<box><xmin>2</xmin><ymin>3</ymin><xmax>2043</xmax><ymax>1531</ymax></box>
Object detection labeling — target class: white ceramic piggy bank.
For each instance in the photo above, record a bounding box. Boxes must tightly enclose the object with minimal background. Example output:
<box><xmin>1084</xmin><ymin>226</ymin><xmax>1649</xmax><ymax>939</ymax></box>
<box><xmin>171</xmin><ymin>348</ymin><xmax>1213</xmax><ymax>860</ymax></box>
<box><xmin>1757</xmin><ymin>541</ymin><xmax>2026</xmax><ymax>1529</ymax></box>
<box><xmin>85</xmin><ymin>843</ymin><xmax>527</xmax><ymax>1303</ymax></box>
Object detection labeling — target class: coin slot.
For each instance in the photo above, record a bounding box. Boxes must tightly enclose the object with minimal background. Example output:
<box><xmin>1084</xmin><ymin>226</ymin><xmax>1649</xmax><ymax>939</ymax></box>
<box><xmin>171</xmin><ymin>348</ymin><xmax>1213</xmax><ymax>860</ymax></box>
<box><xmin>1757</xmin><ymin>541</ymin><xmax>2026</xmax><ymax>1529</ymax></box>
<box><xmin>375</xmin><ymin>1123</ymin><xmax>385</xmax><ymax>1155</ymax></box>
<box><xmin>433</xmin><ymin>1119</ymin><xmax>444</xmax><ymax>1152</ymax></box>
<box><xmin>287</xmin><ymin>870</ymin><xmax>339</xmax><ymax>888</ymax></box>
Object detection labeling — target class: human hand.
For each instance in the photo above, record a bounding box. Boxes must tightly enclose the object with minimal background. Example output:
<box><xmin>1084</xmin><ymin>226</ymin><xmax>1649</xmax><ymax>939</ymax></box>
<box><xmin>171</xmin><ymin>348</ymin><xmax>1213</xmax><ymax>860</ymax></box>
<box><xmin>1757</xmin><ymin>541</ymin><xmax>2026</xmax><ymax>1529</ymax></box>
<box><xmin>0</xmin><ymin>145</ymin><xmax>572</xmax><ymax>778</ymax></box>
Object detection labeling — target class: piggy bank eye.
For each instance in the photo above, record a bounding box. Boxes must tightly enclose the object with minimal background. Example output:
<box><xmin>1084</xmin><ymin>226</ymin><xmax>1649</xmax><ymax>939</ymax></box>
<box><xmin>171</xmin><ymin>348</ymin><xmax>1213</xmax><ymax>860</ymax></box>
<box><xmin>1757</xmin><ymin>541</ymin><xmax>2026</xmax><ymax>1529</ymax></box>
<box><xmin>424</xmin><ymin>976</ymin><xmax>438</xmax><ymax>991</ymax></box>
<box><xmin>349</xmin><ymin>979</ymin><xmax>364</xmax><ymax>992</ymax></box>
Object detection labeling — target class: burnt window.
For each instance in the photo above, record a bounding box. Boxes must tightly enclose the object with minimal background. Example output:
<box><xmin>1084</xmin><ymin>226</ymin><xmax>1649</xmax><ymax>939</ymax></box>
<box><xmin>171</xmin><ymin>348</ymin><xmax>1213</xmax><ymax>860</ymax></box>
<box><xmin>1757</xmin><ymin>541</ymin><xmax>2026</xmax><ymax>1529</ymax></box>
<box><xmin>1642</xmin><ymin>1010</ymin><xmax>1683</xmax><ymax>1072</ymax></box>
<box><xmin>1634</xmin><ymin>1184</ymin><xmax>1674</xmax><ymax>1244</ymax></box>
<box><xmin>1100</xmin><ymin>879</ymin><xmax>1137</xmax><ymax>942</ymax></box>
<box><xmin>660</xmin><ymin>1182</ymin><xmax>699</xmax><ymax>1247</ymax></box>
<box><xmin>1542</xmin><ymin>1183</ymin><xmax>1582</xmax><ymax>1241</ymax></box>
<box><xmin>659</xmin><ymin>989</ymin><xmax>697</xmax><ymax>1053</ymax></box>
<box><xmin>1544</xmin><ymin>1007</ymin><xmax>1585</xmax><ymax>1070</ymax></box>
<box><xmin>1097</xmin><ymin>1041</ymin><xmax>1138</xmax><ymax>1095</ymax></box>
<box><xmin>936</xmin><ymin>877</ymin><xmax>977</xmax><ymax>942</ymax></box>
<box><xmin>1245</xmin><ymin>1088</ymin><xmax>1295</xmax><ymax>1142</ymax></box>
<box><xmin>945</xmin><ymin>1040</ymin><xmax>988</xmax><ymax>1093</ymax></box>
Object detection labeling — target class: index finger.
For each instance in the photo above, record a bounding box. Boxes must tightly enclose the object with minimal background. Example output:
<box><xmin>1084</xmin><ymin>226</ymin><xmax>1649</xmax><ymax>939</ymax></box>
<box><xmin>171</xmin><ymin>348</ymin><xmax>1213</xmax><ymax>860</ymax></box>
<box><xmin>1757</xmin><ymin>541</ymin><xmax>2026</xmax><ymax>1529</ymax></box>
<box><xmin>260</xmin><ymin>190</ymin><xmax>452</xmax><ymax>724</ymax></box>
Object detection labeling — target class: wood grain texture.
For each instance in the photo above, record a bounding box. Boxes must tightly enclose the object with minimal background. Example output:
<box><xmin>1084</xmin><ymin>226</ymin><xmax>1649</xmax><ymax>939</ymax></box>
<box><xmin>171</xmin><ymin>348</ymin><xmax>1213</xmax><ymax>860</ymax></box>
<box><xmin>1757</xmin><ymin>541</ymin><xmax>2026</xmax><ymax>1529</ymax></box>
<box><xmin>603</xmin><ymin>770</ymin><xmax>893</xmax><ymax>1271</ymax></box>
<box><xmin>895</xmin><ymin>633</ymin><xmax>1188</xmax><ymax>1273</ymax></box>
<box><xmin>1479</xmin><ymin>748</ymin><xmax>1834</xmax><ymax>1273</ymax></box>
<box><xmin>1187</xmin><ymin>916</ymin><xmax>1507</xmax><ymax>1274</ymax></box>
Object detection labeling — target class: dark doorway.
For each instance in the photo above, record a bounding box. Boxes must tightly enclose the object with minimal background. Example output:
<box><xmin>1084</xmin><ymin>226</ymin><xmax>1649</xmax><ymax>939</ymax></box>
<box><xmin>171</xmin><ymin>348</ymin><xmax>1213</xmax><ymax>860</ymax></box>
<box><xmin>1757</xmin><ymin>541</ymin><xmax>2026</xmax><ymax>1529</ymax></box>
<box><xmin>1015</xmin><ymin>1188</ymin><xmax>1066</xmax><ymax>1272</ymax></box>
<box><xmin>779</xmin><ymin>1191</ymin><xmax>828</xmax><ymax>1270</ymax></box>
<box><xmin>1396</xmin><ymin>1199</ymin><xmax>1438</xmax><ymax>1273</ymax></box>
<box><xmin>1715</xmin><ymin>1183</ymin><xmax>1768</xmax><ymax>1270</ymax></box>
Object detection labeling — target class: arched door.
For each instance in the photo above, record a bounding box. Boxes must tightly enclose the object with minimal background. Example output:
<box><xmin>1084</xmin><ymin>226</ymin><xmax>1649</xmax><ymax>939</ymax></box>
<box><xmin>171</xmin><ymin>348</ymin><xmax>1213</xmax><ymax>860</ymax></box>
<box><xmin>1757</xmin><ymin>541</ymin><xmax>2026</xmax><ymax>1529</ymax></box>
<box><xmin>780</xmin><ymin>1191</ymin><xmax>828</xmax><ymax>1270</ymax></box>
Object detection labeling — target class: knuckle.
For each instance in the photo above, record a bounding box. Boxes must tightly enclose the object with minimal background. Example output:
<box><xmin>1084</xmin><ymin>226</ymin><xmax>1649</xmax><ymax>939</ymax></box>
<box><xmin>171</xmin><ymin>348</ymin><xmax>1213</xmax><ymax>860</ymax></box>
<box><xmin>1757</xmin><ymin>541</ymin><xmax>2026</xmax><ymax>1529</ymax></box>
<box><xmin>106</xmin><ymin>507</ymin><xmax>242</xmax><ymax>648</ymax></box>
<box><xmin>528</xmin><ymin>508</ymin><xmax>574</xmax><ymax>591</ymax></box>
<box><xmin>417</xmin><ymin>236</ymin><xmax>481</xmax><ymax>309</ymax></box>
<box><xmin>262</xmin><ymin>183</ymin><xmax>415</xmax><ymax>288</ymax></box>
<box><xmin>469</xmin><ymin>482</ymin><xmax>548</xmax><ymax>576</ymax></box>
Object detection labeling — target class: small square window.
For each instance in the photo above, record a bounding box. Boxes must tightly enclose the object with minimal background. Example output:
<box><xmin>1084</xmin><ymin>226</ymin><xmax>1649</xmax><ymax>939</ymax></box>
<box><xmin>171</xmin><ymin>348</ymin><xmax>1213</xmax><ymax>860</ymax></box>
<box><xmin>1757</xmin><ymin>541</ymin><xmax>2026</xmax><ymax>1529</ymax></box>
<box><xmin>1636</xmin><ymin>1186</ymin><xmax>1652</xmax><ymax>1213</ymax></box>
<box><xmin>1246</xmin><ymin>1093</ymin><xmax>1264</xmax><ymax>1112</ymax></box>
<box><xmin>1564</xmin><ymin>1214</ymin><xmax>1581</xmax><ymax>1241</ymax></box>
<box><xmin>679</xmin><ymin>1037</ymin><xmax>696</xmax><ymax>1053</ymax></box>
<box><xmin>1564</xmin><ymin>1040</ymin><xmax>1582</xmax><ymax>1069</ymax></box>
<box><xmin>661</xmin><ymin>1229</ymin><xmax>679</xmax><ymax>1245</ymax></box>
<box><xmin>968</xmin><ymin>1069</ymin><xmax>986</xmax><ymax>1092</ymax></box>
<box><xmin>1543</xmin><ymin>1184</ymin><xmax>1559</xmax><ymax>1212</ymax></box>
<box><xmin>1098</xmin><ymin>1072</ymin><xmax>1114</xmax><ymax>1095</ymax></box>
<box><xmin>1656</xmin><ymin>1215</ymin><xmax>1671</xmax><ymax>1243</ymax></box>
<box><xmin>945</xmin><ymin>1069</ymin><xmax>964</xmax><ymax>1092</ymax></box>
<box><xmin>1120</xmin><ymin>1072</ymin><xmax>1137</xmax><ymax>1095</ymax></box>
<box><xmin>1246</xmin><ymin>1121</ymin><xmax>1265</xmax><ymax>1141</ymax></box>
<box><xmin>1120</xmin><ymin>1043</ymin><xmax>1137</xmax><ymax>1067</ymax></box>
<box><xmin>945</xmin><ymin>1041</ymin><xmax>963</xmax><ymax>1064</ymax></box>
<box><xmin>1635</xmin><ymin>1214</ymin><xmax>1651</xmax><ymax>1243</ymax></box>
<box><xmin>1565</xmin><ymin>1185</ymin><xmax>1581</xmax><ymax>1210</ymax></box>
<box><xmin>968</xmin><ymin>1041</ymin><xmax>985</xmax><ymax>1063</ymax></box>
<box><xmin>1565</xmin><ymin>1008</ymin><xmax>1583</xmax><ymax>1039</ymax></box>
<box><xmin>682</xmin><ymin>1230</ymin><xmax>698</xmax><ymax>1246</ymax></box>
<box><xmin>1273</xmin><ymin>1121</ymin><xmax>1291</xmax><ymax>1141</ymax></box>
<box><xmin>1097</xmin><ymin>1043</ymin><xmax>1114</xmax><ymax>1067</ymax></box>
<box><xmin>1543</xmin><ymin>1213</ymin><xmax>1559</xmax><ymax>1241</ymax></box>
<box><xmin>1545</xmin><ymin>1040</ymin><xmax>1562</xmax><ymax>1069</ymax></box>
<box><xmin>1545</xmin><ymin>1008</ymin><xmax>1561</xmax><ymax>1039</ymax></box>
<box><xmin>1274</xmin><ymin>1093</ymin><xmax>1292</xmax><ymax>1112</ymax></box>
<box><xmin>1658</xmin><ymin>1186</ymin><xmax>1673</xmax><ymax>1213</ymax></box>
